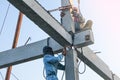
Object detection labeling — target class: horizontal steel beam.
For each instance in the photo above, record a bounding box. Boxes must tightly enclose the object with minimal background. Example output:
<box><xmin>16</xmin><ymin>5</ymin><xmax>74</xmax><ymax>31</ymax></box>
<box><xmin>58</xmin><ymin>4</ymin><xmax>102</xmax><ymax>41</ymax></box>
<box><xmin>0</xmin><ymin>30</ymin><xmax>93</xmax><ymax>69</ymax></box>
<box><xmin>0</xmin><ymin>38</ymin><xmax>63</xmax><ymax>69</ymax></box>
<box><xmin>8</xmin><ymin>0</ymin><xmax>72</xmax><ymax>46</ymax></box>
<box><xmin>77</xmin><ymin>47</ymin><xmax>120</xmax><ymax>80</ymax></box>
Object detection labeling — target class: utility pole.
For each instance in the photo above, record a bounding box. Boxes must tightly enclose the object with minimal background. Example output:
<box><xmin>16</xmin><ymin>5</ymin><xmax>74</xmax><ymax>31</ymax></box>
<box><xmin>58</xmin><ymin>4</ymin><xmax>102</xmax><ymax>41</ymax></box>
<box><xmin>65</xmin><ymin>49</ymin><xmax>79</xmax><ymax>80</ymax></box>
<box><xmin>5</xmin><ymin>12</ymin><xmax>23</xmax><ymax>80</ymax></box>
<box><xmin>61</xmin><ymin>0</ymin><xmax>79</xmax><ymax>80</ymax></box>
<box><xmin>61</xmin><ymin>0</ymin><xmax>75</xmax><ymax>33</ymax></box>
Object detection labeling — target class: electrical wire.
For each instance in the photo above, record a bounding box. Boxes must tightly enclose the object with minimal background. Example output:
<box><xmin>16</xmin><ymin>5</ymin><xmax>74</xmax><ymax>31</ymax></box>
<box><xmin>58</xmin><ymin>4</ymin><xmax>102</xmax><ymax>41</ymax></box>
<box><xmin>11</xmin><ymin>72</ymin><xmax>19</xmax><ymax>80</ymax></box>
<box><xmin>0</xmin><ymin>71</ymin><xmax>4</xmax><ymax>80</ymax></box>
<box><xmin>75</xmin><ymin>48</ymin><xmax>86</xmax><ymax>74</ymax></box>
<box><xmin>78</xmin><ymin>59</ymin><xmax>86</xmax><ymax>74</ymax></box>
<box><xmin>0</xmin><ymin>3</ymin><xmax>10</xmax><ymax>35</ymax></box>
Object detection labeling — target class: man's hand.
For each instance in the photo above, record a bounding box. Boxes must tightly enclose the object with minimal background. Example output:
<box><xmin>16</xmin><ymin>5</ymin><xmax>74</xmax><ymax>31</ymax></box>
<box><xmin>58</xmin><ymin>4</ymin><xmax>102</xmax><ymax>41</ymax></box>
<box><xmin>62</xmin><ymin>47</ymin><xmax>66</xmax><ymax>56</ymax></box>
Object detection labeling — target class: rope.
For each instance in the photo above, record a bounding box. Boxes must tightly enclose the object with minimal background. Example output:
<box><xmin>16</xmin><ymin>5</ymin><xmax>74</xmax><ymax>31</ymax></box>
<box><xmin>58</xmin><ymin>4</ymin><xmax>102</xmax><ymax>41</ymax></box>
<box><xmin>0</xmin><ymin>3</ymin><xmax>10</xmax><ymax>35</ymax></box>
<box><xmin>0</xmin><ymin>71</ymin><xmax>4</xmax><ymax>80</ymax></box>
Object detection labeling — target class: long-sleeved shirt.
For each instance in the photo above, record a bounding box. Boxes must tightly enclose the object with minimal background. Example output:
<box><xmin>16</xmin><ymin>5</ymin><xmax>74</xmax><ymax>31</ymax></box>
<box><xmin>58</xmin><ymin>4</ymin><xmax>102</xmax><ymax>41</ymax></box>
<box><xmin>43</xmin><ymin>54</ymin><xmax>65</xmax><ymax>80</ymax></box>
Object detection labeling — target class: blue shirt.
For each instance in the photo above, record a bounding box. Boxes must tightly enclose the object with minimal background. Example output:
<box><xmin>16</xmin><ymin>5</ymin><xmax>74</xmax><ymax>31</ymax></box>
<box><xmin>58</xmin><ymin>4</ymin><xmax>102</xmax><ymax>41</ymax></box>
<box><xmin>43</xmin><ymin>54</ymin><xmax>65</xmax><ymax>80</ymax></box>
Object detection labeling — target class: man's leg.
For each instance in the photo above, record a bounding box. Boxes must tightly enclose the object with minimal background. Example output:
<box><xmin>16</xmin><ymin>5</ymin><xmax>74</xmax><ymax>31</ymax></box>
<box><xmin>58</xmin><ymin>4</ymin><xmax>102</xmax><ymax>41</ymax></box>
<box><xmin>83</xmin><ymin>20</ymin><xmax>93</xmax><ymax>29</ymax></box>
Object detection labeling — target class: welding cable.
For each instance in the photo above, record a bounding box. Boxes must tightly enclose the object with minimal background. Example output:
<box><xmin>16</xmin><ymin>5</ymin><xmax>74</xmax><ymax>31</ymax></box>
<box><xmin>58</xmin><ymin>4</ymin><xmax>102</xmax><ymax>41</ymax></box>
<box><xmin>0</xmin><ymin>3</ymin><xmax>10</xmax><ymax>35</ymax></box>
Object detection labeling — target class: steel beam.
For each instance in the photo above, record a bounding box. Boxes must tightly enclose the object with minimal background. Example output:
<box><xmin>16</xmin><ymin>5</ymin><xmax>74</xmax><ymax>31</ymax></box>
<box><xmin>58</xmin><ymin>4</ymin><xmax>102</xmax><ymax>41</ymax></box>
<box><xmin>8</xmin><ymin>0</ymin><xmax>94</xmax><ymax>47</ymax></box>
<box><xmin>77</xmin><ymin>47</ymin><xmax>120</xmax><ymax>80</ymax></box>
<box><xmin>0</xmin><ymin>30</ymin><xmax>93</xmax><ymax>69</ymax></box>
<box><xmin>0</xmin><ymin>38</ymin><xmax>62</xmax><ymax>69</ymax></box>
<box><xmin>8</xmin><ymin>0</ymin><xmax>72</xmax><ymax>46</ymax></box>
<box><xmin>74</xmin><ymin>30</ymin><xmax>94</xmax><ymax>47</ymax></box>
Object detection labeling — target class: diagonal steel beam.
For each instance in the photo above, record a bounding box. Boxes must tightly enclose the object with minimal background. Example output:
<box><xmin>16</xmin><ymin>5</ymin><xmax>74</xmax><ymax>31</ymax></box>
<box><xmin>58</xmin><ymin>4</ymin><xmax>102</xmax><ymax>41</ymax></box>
<box><xmin>77</xmin><ymin>47</ymin><xmax>120</xmax><ymax>80</ymax></box>
<box><xmin>7</xmin><ymin>0</ymin><xmax>94</xmax><ymax>48</ymax></box>
<box><xmin>8</xmin><ymin>0</ymin><xmax>72</xmax><ymax>46</ymax></box>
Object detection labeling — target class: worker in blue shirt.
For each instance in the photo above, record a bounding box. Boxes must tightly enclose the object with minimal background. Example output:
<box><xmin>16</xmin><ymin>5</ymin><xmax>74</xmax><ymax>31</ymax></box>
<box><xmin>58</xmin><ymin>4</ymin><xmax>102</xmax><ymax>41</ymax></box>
<box><xmin>43</xmin><ymin>46</ymin><xmax>66</xmax><ymax>80</ymax></box>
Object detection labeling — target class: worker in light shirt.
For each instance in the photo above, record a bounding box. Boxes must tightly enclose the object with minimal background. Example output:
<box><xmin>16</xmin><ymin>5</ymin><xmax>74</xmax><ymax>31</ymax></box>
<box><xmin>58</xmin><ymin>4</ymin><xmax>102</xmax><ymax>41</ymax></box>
<box><xmin>72</xmin><ymin>7</ymin><xmax>93</xmax><ymax>32</ymax></box>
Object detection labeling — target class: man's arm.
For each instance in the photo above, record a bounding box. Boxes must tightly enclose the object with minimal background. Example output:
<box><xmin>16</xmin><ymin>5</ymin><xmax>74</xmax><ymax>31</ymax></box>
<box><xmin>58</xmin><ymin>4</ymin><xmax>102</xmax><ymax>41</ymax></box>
<box><xmin>46</xmin><ymin>54</ymin><xmax>63</xmax><ymax>64</ymax></box>
<box><xmin>57</xmin><ymin>63</ymin><xmax>65</xmax><ymax>70</ymax></box>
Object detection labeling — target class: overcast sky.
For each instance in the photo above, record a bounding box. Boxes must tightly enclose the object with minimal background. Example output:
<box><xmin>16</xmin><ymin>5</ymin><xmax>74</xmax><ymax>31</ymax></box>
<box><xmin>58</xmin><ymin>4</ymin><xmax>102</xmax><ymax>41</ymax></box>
<box><xmin>0</xmin><ymin>0</ymin><xmax>120</xmax><ymax>80</ymax></box>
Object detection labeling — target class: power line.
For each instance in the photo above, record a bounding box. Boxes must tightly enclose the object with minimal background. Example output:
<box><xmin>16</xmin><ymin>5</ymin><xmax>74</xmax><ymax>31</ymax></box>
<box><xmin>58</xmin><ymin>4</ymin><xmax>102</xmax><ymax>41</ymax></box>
<box><xmin>11</xmin><ymin>72</ymin><xmax>19</xmax><ymax>80</ymax></box>
<box><xmin>0</xmin><ymin>71</ymin><xmax>4</xmax><ymax>80</ymax></box>
<box><xmin>0</xmin><ymin>3</ymin><xmax>10</xmax><ymax>35</ymax></box>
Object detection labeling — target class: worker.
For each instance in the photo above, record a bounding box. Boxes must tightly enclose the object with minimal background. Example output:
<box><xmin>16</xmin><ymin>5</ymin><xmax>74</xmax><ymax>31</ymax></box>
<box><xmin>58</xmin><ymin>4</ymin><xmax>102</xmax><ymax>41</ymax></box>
<box><xmin>43</xmin><ymin>46</ymin><xmax>66</xmax><ymax>80</ymax></box>
<box><xmin>71</xmin><ymin>7</ymin><xmax>93</xmax><ymax>32</ymax></box>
